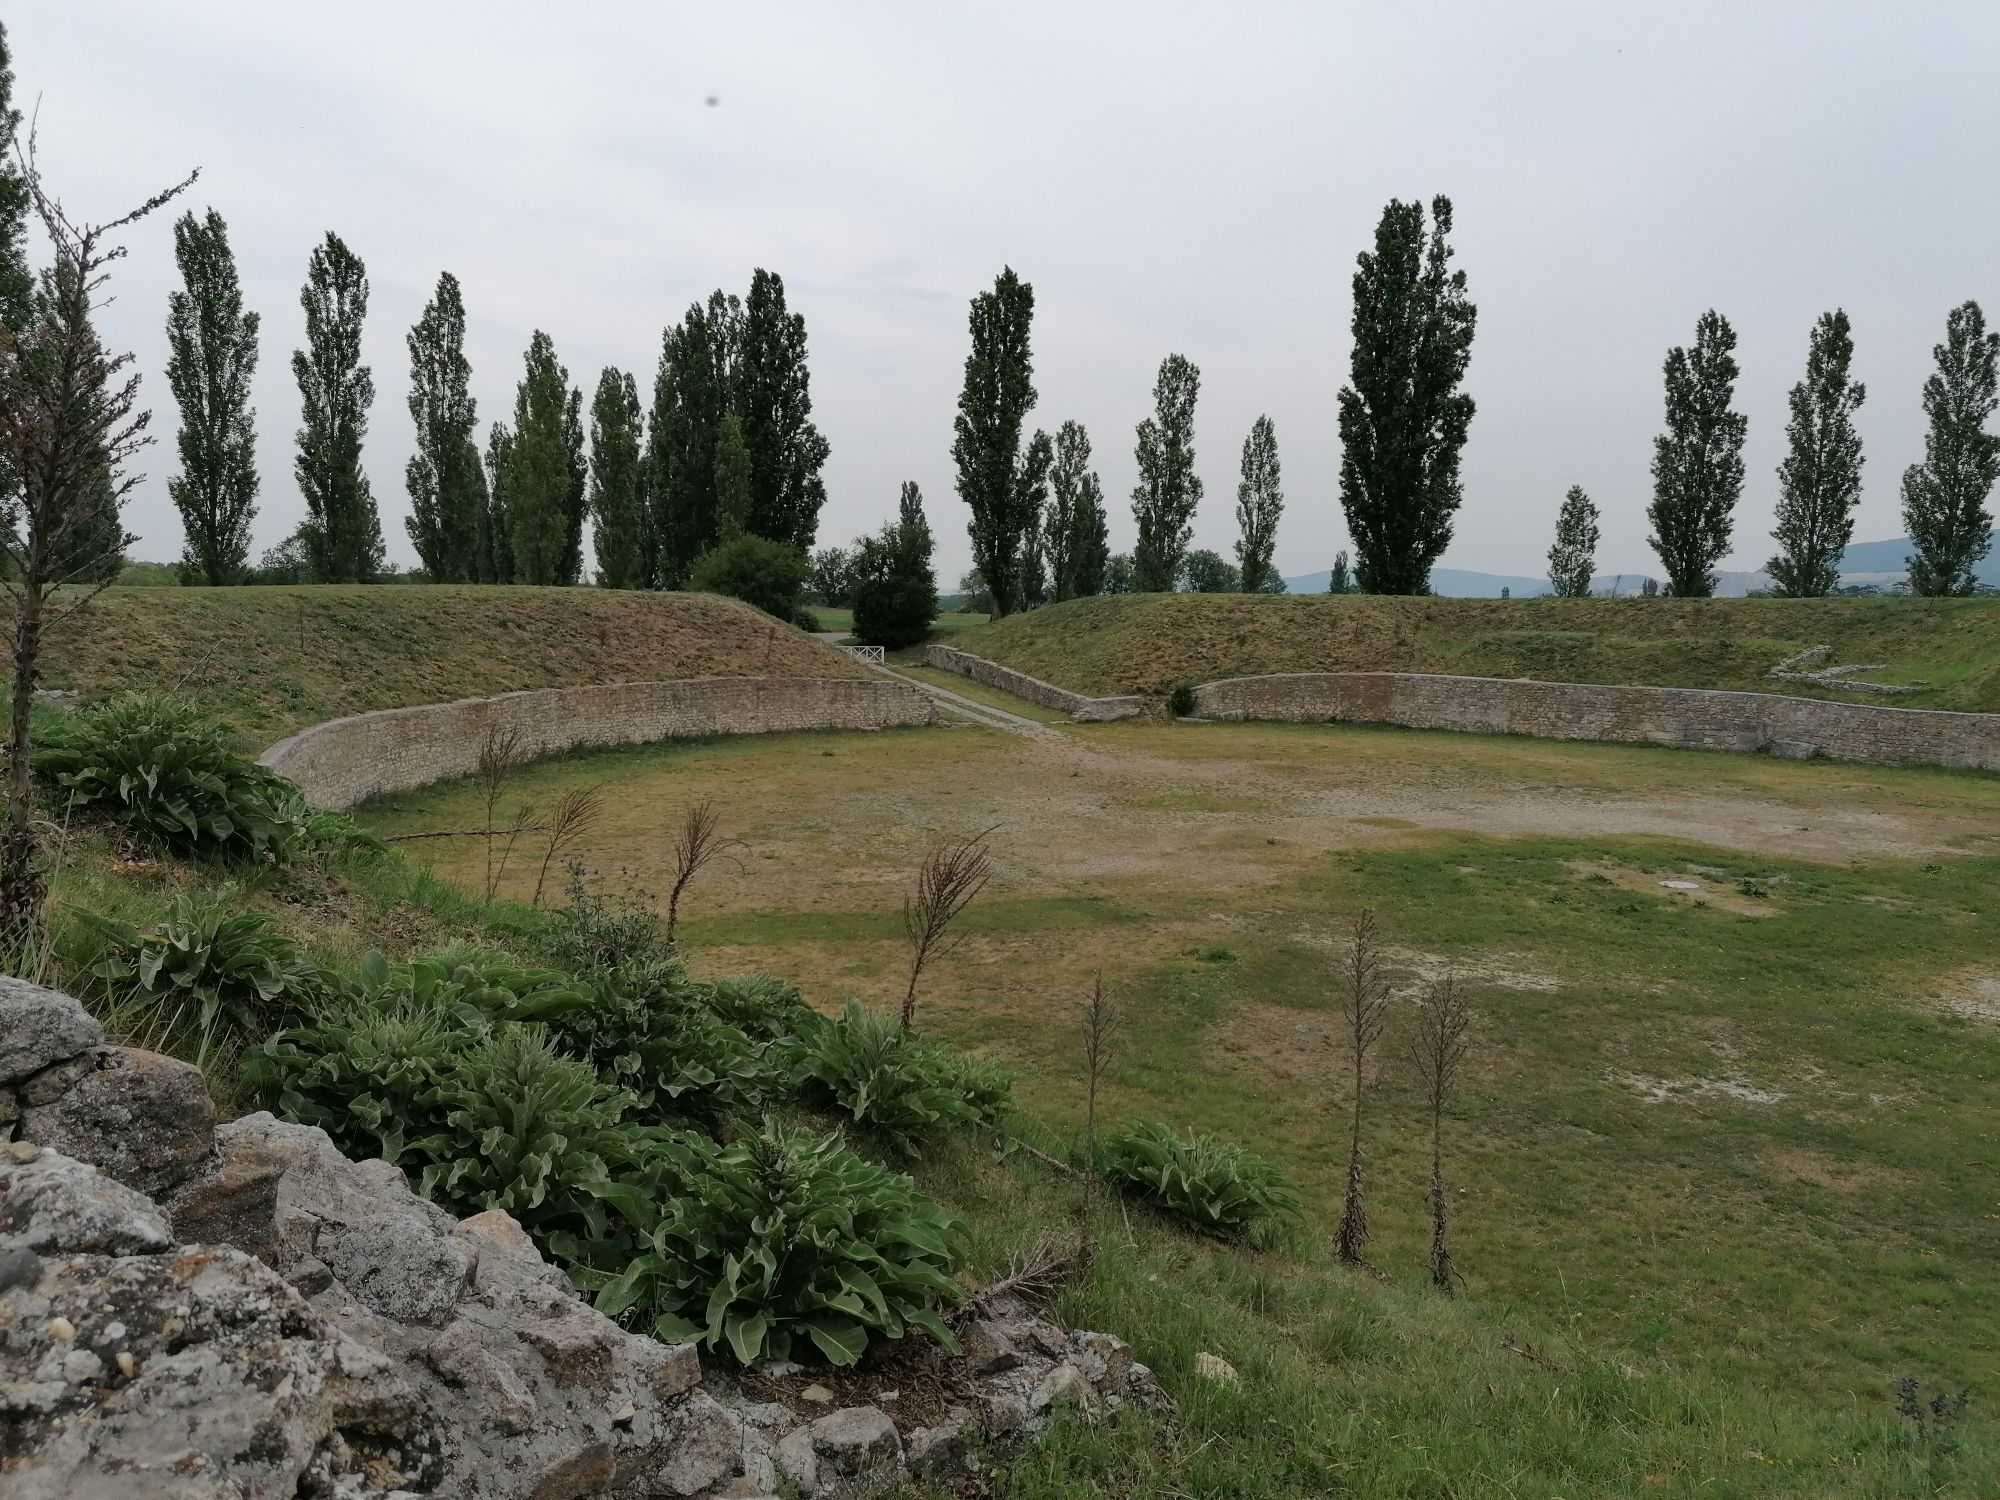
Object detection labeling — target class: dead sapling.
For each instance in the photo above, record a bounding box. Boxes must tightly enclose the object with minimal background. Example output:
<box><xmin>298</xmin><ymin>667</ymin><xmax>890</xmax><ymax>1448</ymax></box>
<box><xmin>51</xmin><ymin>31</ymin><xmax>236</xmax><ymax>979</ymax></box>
<box><xmin>532</xmin><ymin>784</ymin><xmax>605</xmax><ymax>908</ymax></box>
<box><xmin>1077</xmin><ymin>973</ymin><xmax>1121</xmax><ymax>1256</ymax></box>
<box><xmin>1334</xmin><ymin>909</ymin><xmax>1391</xmax><ymax>1269</ymax></box>
<box><xmin>476</xmin><ymin>727</ymin><xmax>526</xmax><ymax>901</ymax></box>
<box><xmin>1405</xmin><ymin>970</ymin><xmax>1471</xmax><ymax>1292</ymax></box>
<box><xmin>0</xmin><ymin>129</ymin><xmax>196</xmax><ymax>950</ymax></box>
<box><xmin>664</xmin><ymin>799</ymin><xmax>745</xmax><ymax>946</ymax></box>
<box><xmin>899</xmin><ymin>827</ymin><xmax>995</xmax><ymax>1032</ymax></box>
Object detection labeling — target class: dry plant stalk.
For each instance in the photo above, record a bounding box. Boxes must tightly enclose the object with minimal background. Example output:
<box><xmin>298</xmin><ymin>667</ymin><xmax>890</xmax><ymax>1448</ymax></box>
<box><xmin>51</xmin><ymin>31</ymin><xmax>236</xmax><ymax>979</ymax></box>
<box><xmin>665</xmin><ymin>800</ymin><xmax>744</xmax><ymax>944</ymax></box>
<box><xmin>900</xmin><ymin>827</ymin><xmax>995</xmax><ymax>1032</ymax></box>
<box><xmin>533</xmin><ymin>785</ymin><xmax>605</xmax><ymax>908</ymax></box>
<box><xmin>1406</xmin><ymin>971</ymin><xmax>1471</xmax><ymax>1292</ymax></box>
<box><xmin>1078</xmin><ymin>974</ymin><xmax>1120</xmax><ymax>1243</ymax></box>
<box><xmin>953</xmin><ymin>1232</ymin><xmax>1079</xmax><ymax>1323</ymax></box>
<box><xmin>476</xmin><ymin>726</ymin><xmax>526</xmax><ymax>901</ymax></box>
<box><xmin>488</xmin><ymin>800</ymin><xmax>538</xmax><ymax>902</ymax></box>
<box><xmin>1335</xmin><ymin>909</ymin><xmax>1390</xmax><ymax>1268</ymax></box>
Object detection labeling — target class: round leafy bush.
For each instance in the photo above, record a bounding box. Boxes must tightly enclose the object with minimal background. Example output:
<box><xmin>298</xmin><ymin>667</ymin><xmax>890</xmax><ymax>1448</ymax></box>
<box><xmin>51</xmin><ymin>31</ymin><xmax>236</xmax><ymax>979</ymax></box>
<box><xmin>1166</xmin><ymin>681</ymin><xmax>1199</xmax><ymax>718</ymax></box>
<box><xmin>1101</xmin><ymin>1120</ymin><xmax>1300</xmax><ymax>1238</ymax></box>
<box><xmin>687</xmin><ymin>534</ymin><xmax>810</xmax><ymax>623</ymax></box>
<box><xmin>583</xmin><ymin>1120</ymin><xmax>965</xmax><ymax>1367</ymax></box>
<box><xmin>35</xmin><ymin>695</ymin><xmax>311</xmax><ymax>862</ymax></box>
<box><xmin>67</xmin><ymin>888</ymin><xmax>322</xmax><ymax>1044</ymax></box>
<box><xmin>787</xmin><ymin>999</ymin><xmax>1011</xmax><ymax>1154</ymax></box>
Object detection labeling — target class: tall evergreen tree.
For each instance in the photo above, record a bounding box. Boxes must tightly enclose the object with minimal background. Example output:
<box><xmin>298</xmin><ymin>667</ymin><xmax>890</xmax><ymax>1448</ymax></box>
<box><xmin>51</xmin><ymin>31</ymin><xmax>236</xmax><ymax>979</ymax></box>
<box><xmin>461</xmin><ymin>435</ymin><xmax>492</xmax><ymax>582</ymax></box>
<box><xmin>952</xmin><ymin>266</ymin><xmax>1038</xmax><ymax>617</ymax></box>
<box><xmin>1902</xmin><ymin>300</ymin><xmax>1998</xmax><ymax>597</ymax></box>
<box><xmin>164</xmin><ymin>208</ymin><xmax>259</xmax><ymax>584</ymax></box>
<box><xmin>737</xmin><ymin>270</ymin><xmax>828</xmax><ymax>550</ymax></box>
<box><xmin>1015</xmin><ymin>428</ymin><xmax>1053</xmax><ymax>608</ymax></box>
<box><xmin>559</xmin><ymin>384</ymin><xmax>587</xmax><ymax>584</ymax></box>
<box><xmin>1234</xmin><ymin>414</ymin><xmax>1283</xmax><ymax>593</ymax></box>
<box><xmin>482</xmin><ymin>422</ymin><xmax>513</xmax><ymax>583</ymax></box>
<box><xmin>292</xmin><ymin>232</ymin><xmax>382</xmax><ymax>582</ymax></box>
<box><xmin>1647</xmin><ymin>310</ymin><xmax>1747</xmax><ymax>598</ymax></box>
<box><xmin>1337</xmin><ymin>197</ymin><xmax>1476</xmax><ymax>595</ymax></box>
<box><xmin>1767</xmin><ymin>310</ymin><xmax>1866</xmax><ymax>597</ymax></box>
<box><xmin>587</xmin><ymin>367</ymin><xmax>649</xmax><ymax>589</ymax></box>
<box><xmin>713</xmin><ymin>409</ymin><xmax>752</xmax><ymax>544</ymax></box>
<box><xmin>1131</xmin><ymin>354</ymin><xmax>1202</xmax><ymax>592</ymax></box>
<box><xmin>1047</xmin><ymin>419</ymin><xmax>1109</xmax><ymax>601</ymax></box>
<box><xmin>1546</xmin><ymin>485</ymin><xmax>1599</xmax><ymax>598</ymax></box>
<box><xmin>404</xmin><ymin>271</ymin><xmax>481</xmax><ymax>581</ymax></box>
<box><xmin>504</xmin><ymin>332</ymin><xmax>576</xmax><ymax>585</ymax></box>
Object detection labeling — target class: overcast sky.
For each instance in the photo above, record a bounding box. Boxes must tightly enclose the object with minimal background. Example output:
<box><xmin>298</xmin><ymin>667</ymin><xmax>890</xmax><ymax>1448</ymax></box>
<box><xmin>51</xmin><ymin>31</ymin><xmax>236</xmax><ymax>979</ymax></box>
<box><xmin>14</xmin><ymin>1</ymin><xmax>2000</xmax><ymax>585</ymax></box>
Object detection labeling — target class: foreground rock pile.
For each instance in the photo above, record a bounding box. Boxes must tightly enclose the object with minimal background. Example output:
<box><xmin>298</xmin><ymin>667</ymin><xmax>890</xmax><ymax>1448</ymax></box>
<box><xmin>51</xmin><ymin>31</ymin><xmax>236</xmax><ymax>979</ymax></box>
<box><xmin>0</xmin><ymin>978</ymin><xmax>1158</xmax><ymax>1497</ymax></box>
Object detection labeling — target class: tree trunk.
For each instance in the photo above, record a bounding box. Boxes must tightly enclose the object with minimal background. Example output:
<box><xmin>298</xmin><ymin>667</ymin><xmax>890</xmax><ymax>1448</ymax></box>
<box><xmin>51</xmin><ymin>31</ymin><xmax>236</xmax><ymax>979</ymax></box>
<box><xmin>0</xmin><ymin>586</ymin><xmax>46</xmax><ymax>947</ymax></box>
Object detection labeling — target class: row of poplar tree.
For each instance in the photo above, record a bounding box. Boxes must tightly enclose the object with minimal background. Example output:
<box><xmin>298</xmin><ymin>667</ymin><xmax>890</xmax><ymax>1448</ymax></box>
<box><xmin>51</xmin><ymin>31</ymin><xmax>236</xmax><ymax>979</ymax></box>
<box><xmin>951</xmin><ymin>194</ymin><xmax>1997</xmax><ymax>613</ymax></box>
<box><xmin>1544</xmin><ymin>302</ymin><xmax>2000</xmax><ymax>599</ymax></box>
<box><xmin>162</xmin><ymin>217</ymin><xmax>831</xmax><ymax>587</ymax></box>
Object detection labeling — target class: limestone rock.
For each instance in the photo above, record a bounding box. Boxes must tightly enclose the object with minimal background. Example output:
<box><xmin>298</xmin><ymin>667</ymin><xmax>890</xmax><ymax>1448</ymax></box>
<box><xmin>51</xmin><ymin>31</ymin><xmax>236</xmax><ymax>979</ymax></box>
<box><xmin>808</xmin><ymin>1404</ymin><xmax>904</xmax><ymax>1484</ymax></box>
<box><xmin>163</xmin><ymin>1150</ymin><xmax>283</xmax><ymax>1262</ymax></box>
<box><xmin>320</xmin><ymin>1211</ymin><xmax>477</xmax><ymax>1328</ymax></box>
<box><xmin>1032</xmin><ymin>1360</ymin><xmax>1098</xmax><ymax>1415</ymax></box>
<box><xmin>0</xmin><ymin>977</ymin><xmax>102</xmax><ymax>1088</ymax></box>
<box><xmin>19</xmin><ymin>1047</ymin><xmax>215</xmax><ymax>1198</ymax></box>
<box><xmin>0</xmin><ymin>1144</ymin><xmax>172</xmax><ymax>1256</ymax></box>
<box><xmin>1195</xmin><ymin>1350</ymin><xmax>1239</xmax><ymax>1384</ymax></box>
<box><xmin>773</xmin><ymin>1424</ymin><xmax>818</xmax><ymax>1492</ymax></box>
<box><xmin>906</xmin><ymin>1405</ymin><xmax>977</xmax><ymax>1478</ymax></box>
<box><xmin>653</xmin><ymin>1388</ymin><xmax>745</xmax><ymax>1496</ymax></box>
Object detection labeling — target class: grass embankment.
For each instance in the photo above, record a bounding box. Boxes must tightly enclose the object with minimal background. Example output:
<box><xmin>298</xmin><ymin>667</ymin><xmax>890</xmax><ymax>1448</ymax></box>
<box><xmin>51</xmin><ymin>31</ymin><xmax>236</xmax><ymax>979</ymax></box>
<box><xmin>363</xmin><ymin>719</ymin><xmax>2000</xmax><ymax>1495</ymax></box>
<box><xmin>809</xmin><ymin>606</ymin><xmax>988</xmax><ymax>638</ymax></box>
<box><xmin>955</xmin><ymin>594</ymin><xmax>2000</xmax><ymax>710</ymax></box>
<box><xmin>38</xmin><ymin>585</ymin><xmax>867</xmax><ymax>743</ymax></box>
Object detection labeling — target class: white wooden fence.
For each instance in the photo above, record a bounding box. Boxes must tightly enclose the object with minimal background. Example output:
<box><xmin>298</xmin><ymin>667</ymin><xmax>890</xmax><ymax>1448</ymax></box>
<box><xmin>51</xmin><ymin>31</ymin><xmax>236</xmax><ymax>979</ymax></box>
<box><xmin>839</xmin><ymin>643</ymin><xmax>885</xmax><ymax>665</ymax></box>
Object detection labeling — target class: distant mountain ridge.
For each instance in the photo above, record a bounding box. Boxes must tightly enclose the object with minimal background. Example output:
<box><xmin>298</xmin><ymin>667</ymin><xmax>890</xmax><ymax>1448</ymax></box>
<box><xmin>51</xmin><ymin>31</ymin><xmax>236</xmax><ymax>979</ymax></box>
<box><xmin>1282</xmin><ymin>534</ymin><xmax>1999</xmax><ymax>597</ymax></box>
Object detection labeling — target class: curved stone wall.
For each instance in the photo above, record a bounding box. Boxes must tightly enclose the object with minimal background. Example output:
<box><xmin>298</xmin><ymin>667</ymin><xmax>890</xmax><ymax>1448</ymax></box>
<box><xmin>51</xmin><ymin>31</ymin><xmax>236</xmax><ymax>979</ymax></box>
<box><xmin>1192</xmin><ymin>672</ymin><xmax>2000</xmax><ymax>771</ymax></box>
<box><xmin>922</xmin><ymin>645</ymin><xmax>1148</xmax><ymax>722</ymax></box>
<box><xmin>260</xmin><ymin>677</ymin><xmax>937</xmax><ymax>809</ymax></box>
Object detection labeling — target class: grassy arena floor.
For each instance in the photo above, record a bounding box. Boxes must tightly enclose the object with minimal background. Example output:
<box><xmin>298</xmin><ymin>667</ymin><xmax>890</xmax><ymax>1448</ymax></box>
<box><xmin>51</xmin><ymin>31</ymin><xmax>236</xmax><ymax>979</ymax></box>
<box><xmin>359</xmin><ymin>716</ymin><xmax>2000</xmax><ymax>1494</ymax></box>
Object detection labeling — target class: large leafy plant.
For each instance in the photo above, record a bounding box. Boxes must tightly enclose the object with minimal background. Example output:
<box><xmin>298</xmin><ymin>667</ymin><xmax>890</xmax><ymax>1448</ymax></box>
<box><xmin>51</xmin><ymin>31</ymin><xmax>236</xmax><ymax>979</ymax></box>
<box><xmin>787</xmin><ymin>999</ymin><xmax>1008</xmax><ymax>1155</ymax></box>
<box><xmin>69</xmin><ymin>888</ymin><xmax>322</xmax><ymax>1044</ymax></box>
<box><xmin>584</xmin><ymin>1121</ymin><xmax>965</xmax><ymax>1367</ymax></box>
<box><xmin>36</xmin><ymin>695</ymin><xmax>311</xmax><ymax>862</ymax></box>
<box><xmin>1101</xmin><ymin>1120</ymin><xmax>1300</xmax><ymax>1239</ymax></box>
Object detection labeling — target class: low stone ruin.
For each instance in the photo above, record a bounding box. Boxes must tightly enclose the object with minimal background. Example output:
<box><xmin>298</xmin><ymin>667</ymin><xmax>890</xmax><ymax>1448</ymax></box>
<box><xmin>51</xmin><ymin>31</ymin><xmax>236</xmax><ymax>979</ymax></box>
<box><xmin>0</xmin><ymin>977</ymin><xmax>1158</xmax><ymax>1497</ymax></box>
<box><xmin>1766</xmin><ymin>644</ymin><xmax>1926</xmax><ymax>695</ymax></box>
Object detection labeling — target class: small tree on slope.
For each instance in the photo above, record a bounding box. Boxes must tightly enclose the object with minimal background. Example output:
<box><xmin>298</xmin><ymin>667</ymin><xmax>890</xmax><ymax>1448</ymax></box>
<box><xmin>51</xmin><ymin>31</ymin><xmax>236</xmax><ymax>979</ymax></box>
<box><xmin>1546</xmin><ymin>485</ymin><xmax>1599</xmax><ymax>598</ymax></box>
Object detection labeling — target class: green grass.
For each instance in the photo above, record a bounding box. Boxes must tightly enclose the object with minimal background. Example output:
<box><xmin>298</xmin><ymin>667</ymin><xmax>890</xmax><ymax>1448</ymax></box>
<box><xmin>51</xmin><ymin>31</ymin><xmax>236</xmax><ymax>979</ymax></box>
<box><xmin>349</xmin><ymin>716</ymin><xmax>2000</xmax><ymax>1493</ymax></box>
<box><xmin>808</xmin><ymin>606</ymin><xmax>989</xmax><ymax>637</ymax></box>
<box><xmin>38</xmin><ymin>584</ymin><xmax>867</xmax><ymax>743</ymax></box>
<box><xmin>955</xmin><ymin>593</ymin><xmax>2000</xmax><ymax>710</ymax></box>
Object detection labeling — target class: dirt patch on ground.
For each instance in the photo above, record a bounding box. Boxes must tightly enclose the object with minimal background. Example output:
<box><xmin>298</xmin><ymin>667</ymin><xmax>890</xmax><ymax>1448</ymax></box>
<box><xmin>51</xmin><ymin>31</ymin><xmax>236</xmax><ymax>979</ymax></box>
<box><xmin>1760</xmin><ymin>1145</ymin><xmax>1899</xmax><ymax>1193</ymax></box>
<box><xmin>1933</xmin><ymin>971</ymin><xmax>2000</xmax><ymax>1022</ymax></box>
<box><xmin>1566</xmin><ymin>861</ymin><xmax>1779</xmax><ymax>917</ymax></box>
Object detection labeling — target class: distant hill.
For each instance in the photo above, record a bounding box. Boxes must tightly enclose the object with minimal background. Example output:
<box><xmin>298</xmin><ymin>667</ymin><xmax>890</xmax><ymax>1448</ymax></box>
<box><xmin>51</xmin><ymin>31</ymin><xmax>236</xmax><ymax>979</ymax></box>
<box><xmin>1283</xmin><ymin>534</ymin><xmax>1999</xmax><ymax>598</ymax></box>
<box><xmin>42</xmin><ymin>586</ymin><xmax>867</xmax><ymax>743</ymax></box>
<box><xmin>953</xmin><ymin>592</ymin><xmax>2000</xmax><ymax>711</ymax></box>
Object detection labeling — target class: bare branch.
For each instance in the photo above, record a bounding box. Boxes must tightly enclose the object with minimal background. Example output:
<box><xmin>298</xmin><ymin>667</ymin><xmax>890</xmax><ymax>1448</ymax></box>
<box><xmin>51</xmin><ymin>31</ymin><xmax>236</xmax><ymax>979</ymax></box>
<box><xmin>900</xmin><ymin>826</ymin><xmax>997</xmax><ymax>1032</ymax></box>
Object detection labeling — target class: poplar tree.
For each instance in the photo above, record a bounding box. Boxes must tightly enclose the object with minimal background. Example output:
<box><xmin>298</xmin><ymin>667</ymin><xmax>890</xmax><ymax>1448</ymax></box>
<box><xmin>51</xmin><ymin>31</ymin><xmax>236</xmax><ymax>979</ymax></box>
<box><xmin>504</xmin><ymin>332</ymin><xmax>575</xmax><ymax>585</ymax></box>
<box><xmin>1328</xmin><ymin>550</ymin><xmax>1353</xmax><ymax>595</ymax></box>
<box><xmin>713</xmin><ymin>409</ymin><xmax>752</xmax><ymax>543</ymax></box>
<box><xmin>1130</xmin><ymin>353</ymin><xmax>1202</xmax><ymax>592</ymax></box>
<box><xmin>1902</xmin><ymin>300</ymin><xmax>1998</xmax><ymax>597</ymax></box>
<box><xmin>1048</xmin><ymin>419</ymin><xmax>1109</xmax><ymax>601</ymax></box>
<box><xmin>1647</xmin><ymin>310</ymin><xmax>1747</xmax><ymax>597</ymax></box>
<box><xmin>952</xmin><ymin>266</ymin><xmax>1038</xmax><ymax>617</ymax></box>
<box><xmin>738</xmin><ymin>269</ymin><xmax>828</xmax><ymax>550</ymax></box>
<box><xmin>1767</xmin><ymin>310</ymin><xmax>1866</xmax><ymax>597</ymax></box>
<box><xmin>1546</xmin><ymin>485</ymin><xmax>1599</xmax><ymax>597</ymax></box>
<box><xmin>292</xmin><ymin>232</ymin><xmax>382</xmax><ymax>582</ymax></box>
<box><xmin>1234</xmin><ymin>414</ymin><xmax>1282</xmax><ymax>593</ymax></box>
<box><xmin>404</xmin><ymin>271</ymin><xmax>481</xmax><ymax>581</ymax></box>
<box><xmin>164</xmin><ymin>208</ymin><xmax>259</xmax><ymax>584</ymax></box>
<box><xmin>648</xmin><ymin>305</ymin><xmax>730</xmax><ymax>584</ymax></box>
<box><xmin>482</xmin><ymin>423</ymin><xmax>513</xmax><ymax>583</ymax></box>
<box><xmin>588</xmin><ymin>367</ymin><xmax>649</xmax><ymax>588</ymax></box>
<box><xmin>898</xmin><ymin>478</ymin><xmax>927</xmax><ymax>533</ymax></box>
<box><xmin>1338</xmin><ymin>196</ymin><xmax>1477</xmax><ymax>595</ymax></box>
<box><xmin>560</xmin><ymin>384</ymin><xmax>587</xmax><ymax>584</ymax></box>
<box><xmin>1016</xmin><ymin>428</ymin><xmax>1053</xmax><ymax>608</ymax></box>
